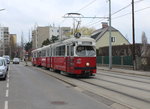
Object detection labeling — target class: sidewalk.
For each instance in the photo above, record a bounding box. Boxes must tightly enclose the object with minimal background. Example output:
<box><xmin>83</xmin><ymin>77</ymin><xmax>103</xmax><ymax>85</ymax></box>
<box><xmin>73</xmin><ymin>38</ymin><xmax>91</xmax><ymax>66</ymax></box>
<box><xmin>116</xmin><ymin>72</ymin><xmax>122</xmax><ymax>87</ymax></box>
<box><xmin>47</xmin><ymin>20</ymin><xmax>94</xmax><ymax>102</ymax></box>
<box><xmin>97</xmin><ymin>66</ymin><xmax>150</xmax><ymax>77</ymax></box>
<box><xmin>24</xmin><ymin>61</ymin><xmax>150</xmax><ymax>77</ymax></box>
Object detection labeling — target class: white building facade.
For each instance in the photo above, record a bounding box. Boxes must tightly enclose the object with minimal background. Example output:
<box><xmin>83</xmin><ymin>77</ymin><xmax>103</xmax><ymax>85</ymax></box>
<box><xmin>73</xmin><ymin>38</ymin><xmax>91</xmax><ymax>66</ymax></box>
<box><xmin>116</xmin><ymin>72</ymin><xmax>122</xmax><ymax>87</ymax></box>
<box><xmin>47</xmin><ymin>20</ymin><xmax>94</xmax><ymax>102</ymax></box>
<box><xmin>0</xmin><ymin>27</ymin><xmax>10</xmax><ymax>56</ymax></box>
<box><xmin>32</xmin><ymin>26</ymin><xmax>71</xmax><ymax>49</ymax></box>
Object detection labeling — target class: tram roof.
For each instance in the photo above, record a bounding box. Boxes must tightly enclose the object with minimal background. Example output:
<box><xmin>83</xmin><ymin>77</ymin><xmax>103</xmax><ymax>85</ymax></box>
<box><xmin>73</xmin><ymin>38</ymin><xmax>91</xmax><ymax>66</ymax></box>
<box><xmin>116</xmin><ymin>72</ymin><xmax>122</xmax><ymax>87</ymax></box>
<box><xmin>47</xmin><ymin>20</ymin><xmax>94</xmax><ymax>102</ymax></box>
<box><xmin>32</xmin><ymin>36</ymin><xmax>96</xmax><ymax>52</ymax></box>
<box><xmin>63</xmin><ymin>36</ymin><xmax>95</xmax><ymax>44</ymax></box>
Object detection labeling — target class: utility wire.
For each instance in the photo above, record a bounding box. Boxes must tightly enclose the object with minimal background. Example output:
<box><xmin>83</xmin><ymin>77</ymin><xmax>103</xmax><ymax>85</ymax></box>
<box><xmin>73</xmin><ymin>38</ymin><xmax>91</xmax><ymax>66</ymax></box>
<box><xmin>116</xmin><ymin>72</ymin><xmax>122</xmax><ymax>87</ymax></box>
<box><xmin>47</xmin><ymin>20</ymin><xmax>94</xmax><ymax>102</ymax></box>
<box><xmin>112</xmin><ymin>4</ymin><xmax>131</xmax><ymax>15</ymax></box>
<box><xmin>112</xmin><ymin>0</ymin><xmax>144</xmax><ymax>16</ymax></box>
<box><xmin>76</xmin><ymin>0</ymin><xmax>97</xmax><ymax>12</ymax></box>
<box><xmin>84</xmin><ymin>0</ymin><xmax>144</xmax><ymax>27</ymax></box>
<box><xmin>59</xmin><ymin>0</ymin><xmax>97</xmax><ymax>27</ymax></box>
<box><xmin>112</xmin><ymin>6</ymin><xmax>150</xmax><ymax>20</ymax></box>
<box><xmin>85</xmin><ymin>6</ymin><xmax>150</xmax><ymax>27</ymax></box>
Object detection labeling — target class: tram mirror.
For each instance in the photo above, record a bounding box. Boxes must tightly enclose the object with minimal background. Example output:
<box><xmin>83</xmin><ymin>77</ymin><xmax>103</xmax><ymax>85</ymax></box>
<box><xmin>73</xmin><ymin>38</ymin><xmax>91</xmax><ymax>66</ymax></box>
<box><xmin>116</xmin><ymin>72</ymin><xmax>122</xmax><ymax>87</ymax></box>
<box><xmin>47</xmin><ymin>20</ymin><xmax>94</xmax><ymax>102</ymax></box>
<box><xmin>74</xmin><ymin>32</ymin><xmax>81</xmax><ymax>38</ymax></box>
<box><xmin>72</xmin><ymin>43</ymin><xmax>75</xmax><ymax>46</ymax></box>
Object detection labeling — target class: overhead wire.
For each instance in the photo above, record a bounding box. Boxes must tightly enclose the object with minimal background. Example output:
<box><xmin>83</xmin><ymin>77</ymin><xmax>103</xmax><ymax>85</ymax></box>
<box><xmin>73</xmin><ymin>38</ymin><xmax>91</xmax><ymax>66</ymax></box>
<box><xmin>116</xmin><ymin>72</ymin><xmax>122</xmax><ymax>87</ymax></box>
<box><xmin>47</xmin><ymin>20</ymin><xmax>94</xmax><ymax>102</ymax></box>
<box><xmin>59</xmin><ymin>0</ymin><xmax>97</xmax><ymax>27</ymax></box>
<box><xmin>85</xmin><ymin>0</ymin><xmax>145</xmax><ymax>27</ymax></box>
<box><xmin>112</xmin><ymin>6</ymin><xmax>150</xmax><ymax>20</ymax></box>
<box><xmin>76</xmin><ymin>0</ymin><xmax>97</xmax><ymax>12</ymax></box>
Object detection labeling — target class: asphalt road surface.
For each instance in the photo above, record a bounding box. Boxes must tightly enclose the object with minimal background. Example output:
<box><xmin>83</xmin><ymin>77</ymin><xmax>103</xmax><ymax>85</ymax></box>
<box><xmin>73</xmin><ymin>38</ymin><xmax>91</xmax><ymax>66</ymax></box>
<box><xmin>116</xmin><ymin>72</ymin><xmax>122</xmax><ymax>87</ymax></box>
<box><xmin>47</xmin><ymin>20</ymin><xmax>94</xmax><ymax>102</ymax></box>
<box><xmin>0</xmin><ymin>63</ymin><xmax>111</xmax><ymax>109</ymax></box>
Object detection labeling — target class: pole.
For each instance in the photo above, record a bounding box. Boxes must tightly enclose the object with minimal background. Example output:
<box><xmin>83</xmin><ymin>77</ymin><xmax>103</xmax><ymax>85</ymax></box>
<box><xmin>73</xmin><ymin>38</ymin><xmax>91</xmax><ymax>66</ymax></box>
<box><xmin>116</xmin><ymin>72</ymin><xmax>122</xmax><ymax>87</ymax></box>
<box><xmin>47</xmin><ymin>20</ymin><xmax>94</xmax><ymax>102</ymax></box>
<box><xmin>132</xmin><ymin>0</ymin><xmax>136</xmax><ymax>70</ymax></box>
<box><xmin>109</xmin><ymin>0</ymin><xmax>112</xmax><ymax>69</ymax></box>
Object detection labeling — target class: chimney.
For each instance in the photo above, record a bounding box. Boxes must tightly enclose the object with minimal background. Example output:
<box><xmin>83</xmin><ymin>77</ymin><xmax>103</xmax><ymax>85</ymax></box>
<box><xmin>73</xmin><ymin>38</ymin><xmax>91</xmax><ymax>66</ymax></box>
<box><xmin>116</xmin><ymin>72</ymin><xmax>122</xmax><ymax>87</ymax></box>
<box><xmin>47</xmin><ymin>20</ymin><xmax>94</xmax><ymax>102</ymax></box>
<box><xmin>102</xmin><ymin>22</ymin><xmax>108</xmax><ymax>28</ymax></box>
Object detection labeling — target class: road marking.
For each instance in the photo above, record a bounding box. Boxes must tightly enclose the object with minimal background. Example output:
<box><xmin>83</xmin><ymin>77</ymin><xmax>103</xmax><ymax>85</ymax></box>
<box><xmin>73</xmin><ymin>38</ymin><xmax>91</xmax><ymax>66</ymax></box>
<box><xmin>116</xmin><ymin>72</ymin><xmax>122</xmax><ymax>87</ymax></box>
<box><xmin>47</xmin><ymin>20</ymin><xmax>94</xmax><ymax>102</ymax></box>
<box><xmin>5</xmin><ymin>90</ymin><xmax>9</xmax><ymax>97</ymax></box>
<box><xmin>6</xmin><ymin>83</ymin><xmax>9</xmax><ymax>88</ymax></box>
<box><xmin>7</xmin><ymin>73</ymin><xmax>9</xmax><ymax>78</ymax></box>
<box><xmin>7</xmin><ymin>78</ymin><xmax>9</xmax><ymax>82</ymax></box>
<box><xmin>4</xmin><ymin>101</ymin><xmax>8</xmax><ymax>109</ymax></box>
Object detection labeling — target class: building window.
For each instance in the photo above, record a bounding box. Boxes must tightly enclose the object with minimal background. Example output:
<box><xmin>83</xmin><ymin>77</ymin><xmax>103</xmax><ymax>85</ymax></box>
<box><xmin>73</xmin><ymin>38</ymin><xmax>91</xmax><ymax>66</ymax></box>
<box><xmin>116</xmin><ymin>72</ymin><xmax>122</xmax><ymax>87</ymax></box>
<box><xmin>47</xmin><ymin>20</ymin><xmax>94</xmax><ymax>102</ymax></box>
<box><xmin>111</xmin><ymin>37</ymin><xmax>115</xmax><ymax>42</ymax></box>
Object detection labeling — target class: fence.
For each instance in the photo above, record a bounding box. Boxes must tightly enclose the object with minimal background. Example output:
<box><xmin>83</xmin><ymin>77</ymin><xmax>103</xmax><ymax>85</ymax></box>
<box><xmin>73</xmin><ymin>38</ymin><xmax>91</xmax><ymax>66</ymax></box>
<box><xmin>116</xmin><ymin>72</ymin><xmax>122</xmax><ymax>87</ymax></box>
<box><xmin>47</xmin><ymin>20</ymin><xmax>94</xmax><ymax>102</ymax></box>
<box><xmin>97</xmin><ymin>56</ymin><xmax>133</xmax><ymax>66</ymax></box>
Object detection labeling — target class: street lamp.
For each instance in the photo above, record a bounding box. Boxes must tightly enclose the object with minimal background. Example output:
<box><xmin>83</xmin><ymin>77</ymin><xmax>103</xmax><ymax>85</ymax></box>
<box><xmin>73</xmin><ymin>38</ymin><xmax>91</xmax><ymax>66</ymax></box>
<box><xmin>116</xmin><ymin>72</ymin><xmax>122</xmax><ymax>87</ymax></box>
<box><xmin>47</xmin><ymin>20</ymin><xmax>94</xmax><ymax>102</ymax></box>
<box><xmin>0</xmin><ymin>9</ymin><xmax>5</xmax><ymax>11</ymax></box>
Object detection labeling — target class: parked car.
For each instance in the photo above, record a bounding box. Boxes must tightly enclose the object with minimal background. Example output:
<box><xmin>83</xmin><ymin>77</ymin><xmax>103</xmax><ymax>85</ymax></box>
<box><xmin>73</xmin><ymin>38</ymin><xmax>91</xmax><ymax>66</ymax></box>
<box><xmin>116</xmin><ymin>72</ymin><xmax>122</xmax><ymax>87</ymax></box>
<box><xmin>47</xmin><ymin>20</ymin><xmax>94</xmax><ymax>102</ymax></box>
<box><xmin>0</xmin><ymin>57</ymin><xmax>8</xmax><ymax>80</ymax></box>
<box><xmin>3</xmin><ymin>55</ymin><xmax>10</xmax><ymax>64</ymax></box>
<box><xmin>13</xmin><ymin>58</ymin><xmax>20</xmax><ymax>64</ymax></box>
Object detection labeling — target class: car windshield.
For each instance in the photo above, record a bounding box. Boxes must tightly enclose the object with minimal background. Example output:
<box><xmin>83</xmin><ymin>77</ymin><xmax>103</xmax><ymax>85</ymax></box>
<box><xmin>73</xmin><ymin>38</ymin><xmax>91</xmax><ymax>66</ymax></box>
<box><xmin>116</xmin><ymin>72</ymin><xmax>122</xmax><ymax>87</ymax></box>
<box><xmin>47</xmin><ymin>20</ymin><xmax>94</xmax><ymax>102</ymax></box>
<box><xmin>0</xmin><ymin>60</ymin><xmax>4</xmax><ymax>66</ymax></box>
<box><xmin>14</xmin><ymin>58</ymin><xmax>19</xmax><ymax>61</ymax></box>
<box><xmin>3</xmin><ymin>56</ymin><xmax>10</xmax><ymax>59</ymax></box>
<box><xmin>76</xmin><ymin>46</ymin><xmax>96</xmax><ymax>56</ymax></box>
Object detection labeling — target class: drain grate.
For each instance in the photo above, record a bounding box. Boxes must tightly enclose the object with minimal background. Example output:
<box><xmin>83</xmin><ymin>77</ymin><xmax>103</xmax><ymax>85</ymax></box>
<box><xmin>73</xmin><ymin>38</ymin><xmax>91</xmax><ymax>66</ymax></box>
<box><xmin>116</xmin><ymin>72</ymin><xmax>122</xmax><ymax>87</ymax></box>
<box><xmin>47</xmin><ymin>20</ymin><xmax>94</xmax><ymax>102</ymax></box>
<box><xmin>51</xmin><ymin>101</ymin><xmax>67</xmax><ymax>105</ymax></box>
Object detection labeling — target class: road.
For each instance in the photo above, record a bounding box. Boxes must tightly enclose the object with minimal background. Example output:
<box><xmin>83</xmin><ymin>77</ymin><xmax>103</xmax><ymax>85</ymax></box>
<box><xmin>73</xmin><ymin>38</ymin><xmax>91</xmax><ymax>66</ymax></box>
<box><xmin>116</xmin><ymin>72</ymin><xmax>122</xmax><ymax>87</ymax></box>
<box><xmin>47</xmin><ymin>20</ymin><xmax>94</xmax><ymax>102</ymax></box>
<box><xmin>0</xmin><ymin>63</ymin><xmax>111</xmax><ymax>109</ymax></box>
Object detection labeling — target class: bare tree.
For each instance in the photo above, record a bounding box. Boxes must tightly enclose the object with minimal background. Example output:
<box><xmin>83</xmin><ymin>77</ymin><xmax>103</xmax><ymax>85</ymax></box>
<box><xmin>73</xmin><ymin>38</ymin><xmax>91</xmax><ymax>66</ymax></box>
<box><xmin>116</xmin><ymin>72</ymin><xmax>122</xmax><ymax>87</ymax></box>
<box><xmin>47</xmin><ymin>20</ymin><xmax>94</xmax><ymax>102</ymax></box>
<box><xmin>141</xmin><ymin>32</ymin><xmax>148</xmax><ymax>57</ymax></box>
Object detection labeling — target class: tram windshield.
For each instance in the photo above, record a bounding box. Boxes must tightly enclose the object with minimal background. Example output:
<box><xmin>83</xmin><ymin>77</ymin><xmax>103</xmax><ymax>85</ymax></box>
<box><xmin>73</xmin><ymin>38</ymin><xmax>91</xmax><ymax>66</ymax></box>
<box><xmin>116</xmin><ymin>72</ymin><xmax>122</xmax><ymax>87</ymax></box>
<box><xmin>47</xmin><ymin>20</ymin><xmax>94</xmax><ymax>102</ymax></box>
<box><xmin>76</xmin><ymin>46</ymin><xmax>96</xmax><ymax>56</ymax></box>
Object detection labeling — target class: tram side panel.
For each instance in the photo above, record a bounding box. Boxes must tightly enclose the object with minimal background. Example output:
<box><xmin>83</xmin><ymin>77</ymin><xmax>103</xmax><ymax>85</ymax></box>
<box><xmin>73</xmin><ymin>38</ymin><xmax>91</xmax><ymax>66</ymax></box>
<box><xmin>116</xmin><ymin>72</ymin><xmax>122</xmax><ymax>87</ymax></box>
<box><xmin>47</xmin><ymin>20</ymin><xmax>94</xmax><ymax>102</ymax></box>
<box><xmin>37</xmin><ymin>57</ymin><xmax>42</xmax><ymax>66</ymax></box>
<box><xmin>32</xmin><ymin>57</ymin><xmax>36</xmax><ymax>65</ymax></box>
<box><xmin>46</xmin><ymin>57</ymin><xmax>51</xmax><ymax>68</ymax></box>
<box><xmin>66</xmin><ymin>57</ymin><xmax>75</xmax><ymax>74</ymax></box>
<box><xmin>53</xmin><ymin>57</ymin><xmax>67</xmax><ymax>71</ymax></box>
<box><xmin>41</xmin><ymin>57</ymin><xmax>46</xmax><ymax>67</ymax></box>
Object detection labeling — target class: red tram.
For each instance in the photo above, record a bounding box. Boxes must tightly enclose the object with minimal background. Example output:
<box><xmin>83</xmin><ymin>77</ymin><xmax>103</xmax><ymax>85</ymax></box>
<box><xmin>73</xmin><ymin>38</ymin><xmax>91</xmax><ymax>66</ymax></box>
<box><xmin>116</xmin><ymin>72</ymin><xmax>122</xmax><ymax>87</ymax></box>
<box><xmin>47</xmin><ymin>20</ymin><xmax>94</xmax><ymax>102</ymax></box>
<box><xmin>32</xmin><ymin>36</ymin><xmax>96</xmax><ymax>77</ymax></box>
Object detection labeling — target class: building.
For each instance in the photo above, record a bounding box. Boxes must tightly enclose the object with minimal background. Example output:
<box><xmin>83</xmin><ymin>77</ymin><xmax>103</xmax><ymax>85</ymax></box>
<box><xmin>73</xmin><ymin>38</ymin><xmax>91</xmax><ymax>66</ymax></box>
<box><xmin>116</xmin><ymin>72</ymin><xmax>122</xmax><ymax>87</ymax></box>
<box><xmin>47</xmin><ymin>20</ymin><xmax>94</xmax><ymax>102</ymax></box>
<box><xmin>10</xmin><ymin>34</ymin><xmax>17</xmax><ymax>45</ymax></box>
<box><xmin>32</xmin><ymin>26</ymin><xmax>71</xmax><ymax>49</ymax></box>
<box><xmin>9</xmin><ymin>34</ymin><xmax>17</xmax><ymax>58</ymax></box>
<box><xmin>32</xmin><ymin>26</ymin><xmax>50</xmax><ymax>49</ymax></box>
<box><xmin>59</xmin><ymin>27</ymin><xmax>71</xmax><ymax>40</ymax></box>
<box><xmin>91</xmin><ymin>22</ymin><xmax>130</xmax><ymax>49</ymax></box>
<box><xmin>0</xmin><ymin>27</ymin><xmax>4</xmax><ymax>56</ymax></box>
<box><xmin>49</xmin><ymin>27</ymin><xmax>59</xmax><ymax>39</ymax></box>
<box><xmin>0</xmin><ymin>27</ymin><xmax>10</xmax><ymax>56</ymax></box>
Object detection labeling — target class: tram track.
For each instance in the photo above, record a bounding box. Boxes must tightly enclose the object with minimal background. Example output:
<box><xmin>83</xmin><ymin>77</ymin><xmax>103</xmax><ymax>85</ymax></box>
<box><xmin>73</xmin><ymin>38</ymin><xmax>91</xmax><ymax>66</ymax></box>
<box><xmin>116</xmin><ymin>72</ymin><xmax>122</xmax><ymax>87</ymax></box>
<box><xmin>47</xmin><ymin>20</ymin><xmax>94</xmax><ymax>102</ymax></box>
<box><xmin>78</xmin><ymin>78</ymin><xmax>150</xmax><ymax>104</ymax></box>
<box><xmin>97</xmin><ymin>73</ymin><xmax>150</xmax><ymax>84</ymax></box>
<box><xmin>93</xmin><ymin>77</ymin><xmax>150</xmax><ymax>93</ymax></box>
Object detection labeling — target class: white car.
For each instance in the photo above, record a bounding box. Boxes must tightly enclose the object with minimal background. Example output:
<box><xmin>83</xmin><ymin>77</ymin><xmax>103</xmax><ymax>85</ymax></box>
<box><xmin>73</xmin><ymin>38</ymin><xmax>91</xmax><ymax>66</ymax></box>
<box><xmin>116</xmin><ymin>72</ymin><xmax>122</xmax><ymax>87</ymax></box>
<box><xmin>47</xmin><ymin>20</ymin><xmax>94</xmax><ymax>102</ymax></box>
<box><xmin>13</xmin><ymin>58</ymin><xmax>20</xmax><ymax>64</ymax></box>
<box><xmin>0</xmin><ymin>57</ymin><xmax>8</xmax><ymax>80</ymax></box>
<box><xmin>3</xmin><ymin>55</ymin><xmax>10</xmax><ymax>64</ymax></box>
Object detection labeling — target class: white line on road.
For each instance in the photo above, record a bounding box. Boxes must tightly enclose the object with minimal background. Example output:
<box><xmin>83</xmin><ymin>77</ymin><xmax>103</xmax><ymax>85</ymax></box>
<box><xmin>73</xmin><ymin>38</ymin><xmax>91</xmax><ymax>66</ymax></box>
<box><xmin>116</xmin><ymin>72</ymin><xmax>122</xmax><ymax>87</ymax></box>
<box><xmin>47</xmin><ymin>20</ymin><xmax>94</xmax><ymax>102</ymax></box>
<box><xmin>4</xmin><ymin>101</ymin><xmax>8</xmax><ymax>109</ymax></box>
<box><xmin>5</xmin><ymin>90</ymin><xmax>9</xmax><ymax>97</ymax></box>
<box><xmin>7</xmin><ymin>78</ymin><xmax>9</xmax><ymax>82</ymax></box>
<box><xmin>6</xmin><ymin>83</ymin><xmax>9</xmax><ymax>88</ymax></box>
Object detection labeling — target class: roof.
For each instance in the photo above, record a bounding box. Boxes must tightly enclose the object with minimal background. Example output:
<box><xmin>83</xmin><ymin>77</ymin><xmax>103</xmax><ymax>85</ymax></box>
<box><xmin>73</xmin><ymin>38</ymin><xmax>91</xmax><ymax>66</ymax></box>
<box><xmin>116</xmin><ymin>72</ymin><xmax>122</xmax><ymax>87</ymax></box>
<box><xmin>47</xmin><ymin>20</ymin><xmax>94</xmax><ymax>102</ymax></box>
<box><xmin>91</xmin><ymin>26</ymin><xmax>118</xmax><ymax>41</ymax></box>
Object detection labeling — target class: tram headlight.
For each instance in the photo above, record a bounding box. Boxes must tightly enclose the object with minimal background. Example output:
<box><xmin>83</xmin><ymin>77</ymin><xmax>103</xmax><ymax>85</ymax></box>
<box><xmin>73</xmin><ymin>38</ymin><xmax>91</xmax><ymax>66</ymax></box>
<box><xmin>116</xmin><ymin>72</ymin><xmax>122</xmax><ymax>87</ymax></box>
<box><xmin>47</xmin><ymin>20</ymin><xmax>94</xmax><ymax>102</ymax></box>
<box><xmin>86</xmin><ymin>62</ymin><xmax>90</xmax><ymax>67</ymax></box>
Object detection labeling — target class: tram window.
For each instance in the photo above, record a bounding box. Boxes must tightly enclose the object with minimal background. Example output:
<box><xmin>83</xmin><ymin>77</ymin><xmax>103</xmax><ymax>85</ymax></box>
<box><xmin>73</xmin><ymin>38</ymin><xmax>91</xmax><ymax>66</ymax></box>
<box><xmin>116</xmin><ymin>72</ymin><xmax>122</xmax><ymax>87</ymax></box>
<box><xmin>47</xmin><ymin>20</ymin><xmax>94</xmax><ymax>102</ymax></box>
<box><xmin>44</xmin><ymin>50</ymin><xmax>46</xmax><ymax>57</ymax></box>
<box><xmin>38</xmin><ymin>51</ymin><xmax>41</xmax><ymax>57</ymax></box>
<box><xmin>71</xmin><ymin>45</ymin><xmax>74</xmax><ymax>56</ymax></box>
<box><xmin>76</xmin><ymin>46</ymin><xmax>96</xmax><ymax>56</ymax></box>
<box><xmin>47</xmin><ymin>49</ymin><xmax>49</xmax><ymax>56</ymax></box>
<box><xmin>56</xmin><ymin>45</ymin><xmax>65</xmax><ymax>56</ymax></box>
<box><xmin>34</xmin><ymin>53</ymin><xmax>35</xmax><ymax>58</ymax></box>
<box><xmin>42</xmin><ymin>50</ymin><xmax>46</xmax><ymax>57</ymax></box>
<box><xmin>34</xmin><ymin>53</ymin><xmax>36</xmax><ymax>57</ymax></box>
<box><xmin>61</xmin><ymin>45</ymin><xmax>65</xmax><ymax>56</ymax></box>
<box><xmin>67</xmin><ymin>46</ymin><xmax>69</xmax><ymax>56</ymax></box>
<box><xmin>49</xmin><ymin>48</ymin><xmax>51</xmax><ymax>56</ymax></box>
<box><xmin>36</xmin><ymin>52</ymin><xmax>37</xmax><ymax>57</ymax></box>
<box><xmin>56</xmin><ymin>47</ymin><xmax>59</xmax><ymax>56</ymax></box>
<box><xmin>53</xmin><ymin>48</ymin><xmax>56</xmax><ymax>56</ymax></box>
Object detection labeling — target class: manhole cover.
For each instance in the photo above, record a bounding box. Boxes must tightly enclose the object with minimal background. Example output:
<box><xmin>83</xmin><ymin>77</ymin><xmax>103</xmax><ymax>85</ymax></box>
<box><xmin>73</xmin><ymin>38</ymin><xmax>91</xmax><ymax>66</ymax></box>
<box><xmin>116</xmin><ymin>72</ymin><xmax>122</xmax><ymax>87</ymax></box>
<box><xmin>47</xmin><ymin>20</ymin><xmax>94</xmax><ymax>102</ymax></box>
<box><xmin>51</xmin><ymin>101</ymin><xmax>67</xmax><ymax>105</ymax></box>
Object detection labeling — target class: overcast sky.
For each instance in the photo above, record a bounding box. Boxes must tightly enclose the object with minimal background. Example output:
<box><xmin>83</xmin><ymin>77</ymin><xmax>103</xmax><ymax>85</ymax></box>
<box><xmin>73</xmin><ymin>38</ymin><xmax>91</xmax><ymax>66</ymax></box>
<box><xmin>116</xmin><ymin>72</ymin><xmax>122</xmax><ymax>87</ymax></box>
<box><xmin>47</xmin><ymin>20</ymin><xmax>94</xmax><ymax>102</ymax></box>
<box><xmin>0</xmin><ymin>0</ymin><xmax>150</xmax><ymax>44</ymax></box>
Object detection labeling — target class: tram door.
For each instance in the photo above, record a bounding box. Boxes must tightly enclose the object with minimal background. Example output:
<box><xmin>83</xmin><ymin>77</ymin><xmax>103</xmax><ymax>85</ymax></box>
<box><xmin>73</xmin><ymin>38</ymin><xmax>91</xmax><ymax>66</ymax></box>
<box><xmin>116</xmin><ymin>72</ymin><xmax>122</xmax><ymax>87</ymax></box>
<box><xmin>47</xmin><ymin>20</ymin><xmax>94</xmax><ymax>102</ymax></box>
<box><xmin>66</xmin><ymin>45</ymin><xmax>74</xmax><ymax>73</ymax></box>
